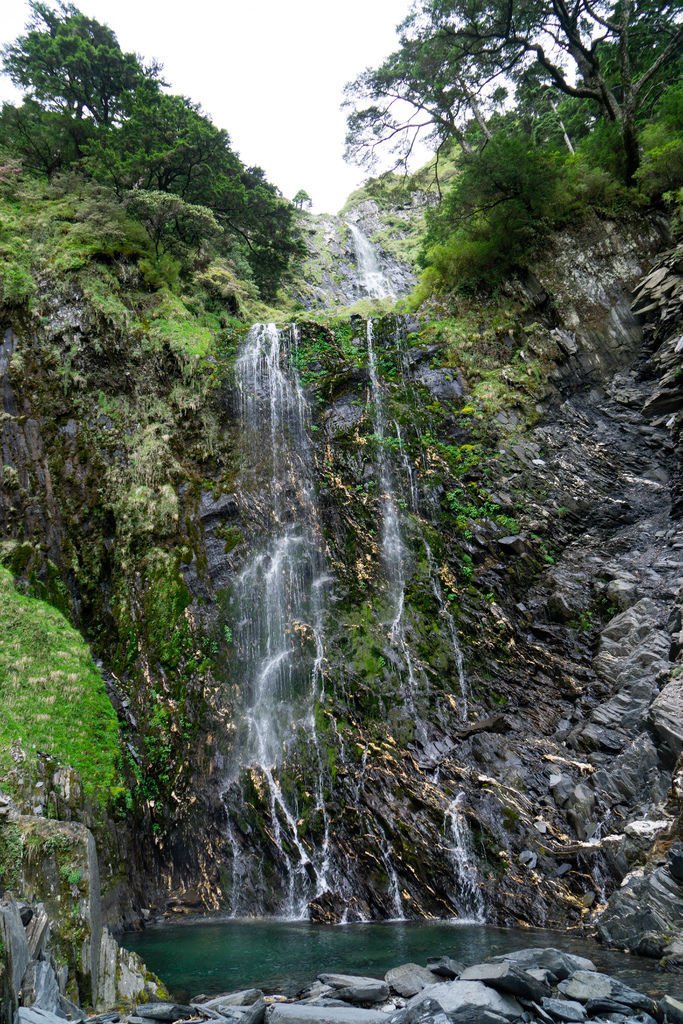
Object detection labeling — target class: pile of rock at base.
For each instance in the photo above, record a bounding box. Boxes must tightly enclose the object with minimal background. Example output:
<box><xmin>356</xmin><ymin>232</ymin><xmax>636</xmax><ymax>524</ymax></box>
<box><xmin>23</xmin><ymin>946</ymin><xmax>679</xmax><ymax>1024</ymax></box>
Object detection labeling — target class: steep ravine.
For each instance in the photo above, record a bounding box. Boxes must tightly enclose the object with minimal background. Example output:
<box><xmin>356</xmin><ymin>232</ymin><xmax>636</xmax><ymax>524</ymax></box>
<box><xmin>1</xmin><ymin>212</ymin><xmax>682</xmax><ymax>1013</ymax></box>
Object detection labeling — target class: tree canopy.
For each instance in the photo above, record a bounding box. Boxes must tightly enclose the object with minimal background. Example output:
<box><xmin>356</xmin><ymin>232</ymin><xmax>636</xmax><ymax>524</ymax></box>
<box><xmin>0</xmin><ymin>1</ymin><xmax>303</xmax><ymax>298</ymax></box>
<box><xmin>345</xmin><ymin>0</ymin><xmax>683</xmax><ymax>183</ymax></box>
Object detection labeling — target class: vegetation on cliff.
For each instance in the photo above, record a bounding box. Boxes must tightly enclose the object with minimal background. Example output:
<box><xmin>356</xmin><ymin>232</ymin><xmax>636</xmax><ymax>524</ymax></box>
<box><xmin>0</xmin><ymin>1</ymin><xmax>303</xmax><ymax>301</ymax></box>
<box><xmin>345</xmin><ymin>0</ymin><xmax>682</xmax><ymax>295</ymax></box>
<box><xmin>0</xmin><ymin>566</ymin><xmax>120</xmax><ymax>804</ymax></box>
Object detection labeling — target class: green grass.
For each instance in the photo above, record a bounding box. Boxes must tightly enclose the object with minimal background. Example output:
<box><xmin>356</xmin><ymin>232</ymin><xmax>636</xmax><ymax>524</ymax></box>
<box><xmin>0</xmin><ymin>567</ymin><xmax>120</xmax><ymax>804</ymax></box>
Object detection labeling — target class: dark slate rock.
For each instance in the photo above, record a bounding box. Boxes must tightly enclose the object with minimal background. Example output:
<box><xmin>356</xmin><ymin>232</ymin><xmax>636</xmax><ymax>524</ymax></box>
<box><xmin>16</xmin><ymin>1011</ymin><xmax>65</xmax><ymax>1024</ymax></box>
<box><xmin>597</xmin><ymin>866</ymin><xmax>683</xmax><ymax>958</ymax></box>
<box><xmin>459</xmin><ymin>962</ymin><xmax>550</xmax><ymax>1001</ymax></box>
<box><xmin>541</xmin><ymin>997</ymin><xmax>587</xmax><ymax>1022</ymax></box>
<box><xmin>668</xmin><ymin>843</ymin><xmax>683</xmax><ymax>883</ymax></box>
<box><xmin>557</xmin><ymin>974</ymin><xmax>655</xmax><ymax>1015</ymax></box>
<box><xmin>265</xmin><ymin>1007</ymin><xmax>387</xmax><ymax>1024</ymax></box>
<box><xmin>199</xmin><ymin>992</ymin><xmax>264</xmax><ymax>1010</ymax></box>
<box><xmin>318</xmin><ymin>975</ymin><xmax>389</xmax><ymax>1004</ymax></box>
<box><xmin>134</xmin><ymin>1005</ymin><xmax>195</xmax><ymax>1022</ymax></box>
<box><xmin>207</xmin><ymin>1006</ymin><xmax>266</xmax><ymax>1024</ymax></box>
<box><xmin>661</xmin><ymin>995</ymin><xmax>683</xmax><ymax>1024</ymax></box>
<box><xmin>388</xmin><ymin>998</ymin><xmax>451</xmax><ymax>1024</ymax></box>
<box><xmin>406</xmin><ymin>980</ymin><xmax>523</xmax><ymax>1021</ymax></box>
<box><xmin>413</xmin><ymin>367</ymin><xmax>464</xmax><ymax>402</ymax></box>
<box><xmin>199</xmin><ymin>492</ymin><xmax>238</xmax><ymax>521</ymax></box>
<box><xmin>491</xmin><ymin>949</ymin><xmax>596</xmax><ymax>983</ymax></box>
<box><xmin>385</xmin><ymin>964</ymin><xmax>437</xmax><ymax>998</ymax></box>
<box><xmin>18</xmin><ymin>905</ymin><xmax>33</xmax><ymax>927</ymax></box>
<box><xmin>21</xmin><ymin>960</ymin><xmax>60</xmax><ymax>1016</ymax></box>
<box><xmin>426</xmin><ymin>957</ymin><xmax>464</xmax><ymax>980</ymax></box>
<box><xmin>584</xmin><ymin>999</ymin><xmax>637</xmax><ymax>1016</ymax></box>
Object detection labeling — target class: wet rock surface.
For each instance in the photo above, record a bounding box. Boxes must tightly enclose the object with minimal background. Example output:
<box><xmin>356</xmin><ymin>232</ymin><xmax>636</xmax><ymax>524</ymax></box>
<box><xmin>1</xmin><ymin>211</ymin><xmax>682</xmax><ymax>956</ymax></box>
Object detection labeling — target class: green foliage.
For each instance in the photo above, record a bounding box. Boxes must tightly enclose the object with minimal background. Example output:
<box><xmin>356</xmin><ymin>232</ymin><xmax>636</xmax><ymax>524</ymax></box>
<box><xmin>0</xmin><ymin>822</ymin><xmax>22</xmax><ymax>891</ymax></box>
<box><xmin>3</xmin><ymin>1</ymin><xmax>147</xmax><ymax>127</ymax></box>
<box><xmin>420</xmin><ymin>130</ymin><xmax>567</xmax><ymax>292</ymax></box>
<box><xmin>0</xmin><ymin>3</ymin><xmax>303</xmax><ymax>299</ymax></box>
<box><xmin>0</xmin><ymin>566</ymin><xmax>120</xmax><ymax>804</ymax></box>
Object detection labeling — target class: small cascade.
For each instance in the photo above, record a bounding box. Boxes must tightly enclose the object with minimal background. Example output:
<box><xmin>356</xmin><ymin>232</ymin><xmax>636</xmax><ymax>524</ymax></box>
<box><xmin>347</xmin><ymin>222</ymin><xmax>395</xmax><ymax>300</ymax></box>
<box><xmin>444</xmin><ymin>793</ymin><xmax>486</xmax><ymax>921</ymax></box>
<box><xmin>225</xmin><ymin>322</ymin><xmax>332</xmax><ymax>918</ymax></box>
<box><xmin>374</xmin><ymin>821</ymin><xmax>406</xmax><ymax>920</ymax></box>
<box><xmin>366</xmin><ymin>320</ymin><xmax>405</xmax><ymax>627</ymax></box>
<box><xmin>423</xmin><ymin>539</ymin><xmax>468</xmax><ymax>718</ymax></box>
<box><xmin>365</xmin><ymin>320</ymin><xmax>421</xmax><ymax>717</ymax></box>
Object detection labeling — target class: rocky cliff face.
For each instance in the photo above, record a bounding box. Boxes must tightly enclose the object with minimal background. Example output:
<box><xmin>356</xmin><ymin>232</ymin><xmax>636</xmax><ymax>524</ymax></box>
<box><xmin>292</xmin><ymin>198</ymin><xmax>417</xmax><ymax>308</ymax></box>
<box><xmin>1</xmin><ymin>212</ymin><xmax>681</xmax><ymax>966</ymax></box>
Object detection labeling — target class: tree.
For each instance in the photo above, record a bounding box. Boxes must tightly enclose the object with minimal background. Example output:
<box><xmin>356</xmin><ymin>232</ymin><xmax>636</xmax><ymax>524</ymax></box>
<box><xmin>125</xmin><ymin>190</ymin><xmax>221</xmax><ymax>260</ymax></box>
<box><xmin>2</xmin><ymin>1</ymin><xmax>152</xmax><ymax>129</ymax></box>
<box><xmin>346</xmin><ymin>0</ymin><xmax>683</xmax><ymax>183</ymax></box>
<box><xmin>292</xmin><ymin>189</ymin><xmax>312</xmax><ymax>209</ymax></box>
<box><xmin>0</xmin><ymin>99</ymin><xmax>80</xmax><ymax>177</ymax></box>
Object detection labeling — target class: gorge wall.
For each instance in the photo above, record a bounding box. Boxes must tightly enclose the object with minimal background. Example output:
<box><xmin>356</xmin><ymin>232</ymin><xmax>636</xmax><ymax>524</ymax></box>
<box><xmin>1</xmin><ymin>207</ymin><xmax>682</xmax><ymax>1009</ymax></box>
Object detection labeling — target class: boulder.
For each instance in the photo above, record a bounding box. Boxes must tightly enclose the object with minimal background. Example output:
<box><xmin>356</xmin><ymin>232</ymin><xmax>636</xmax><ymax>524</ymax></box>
<box><xmin>318</xmin><ymin>975</ymin><xmax>389</xmax><ymax>1005</ymax></box>
<box><xmin>265</xmin><ymin>1007</ymin><xmax>387</xmax><ymax>1024</ymax></box>
<box><xmin>198</xmin><ymin>992</ymin><xmax>264</xmax><ymax>1010</ymax></box>
<box><xmin>21</xmin><ymin>961</ymin><xmax>60</xmax><ymax>1015</ymax></box>
<box><xmin>668</xmin><ymin>843</ymin><xmax>683</xmax><ymax>883</ymax></box>
<box><xmin>405</xmin><ymin>980</ymin><xmax>523</xmax><ymax>1021</ymax></box>
<box><xmin>557</xmin><ymin>972</ymin><xmax>656</xmax><ymax>1014</ymax></box>
<box><xmin>541</xmin><ymin>997</ymin><xmax>587</xmax><ymax>1022</ymax></box>
<box><xmin>649</xmin><ymin>679</ymin><xmax>683</xmax><ymax>765</ymax></box>
<box><xmin>385</xmin><ymin>964</ymin><xmax>437</xmax><ymax>998</ymax></box>
<box><xmin>661</xmin><ymin>995</ymin><xmax>683</xmax><ymax>1024</ymax></box>
<box><xmin>597</xmin><ymin>864</ymin><xmax>683</xmax><ymax>957</ymax></box>
<box><xmin>15</xmin><ymin>1010</ymin><xmax>65</xmax><ymax>1024</ymax></box>
<box><xmin>387</xmin><ymin>997</ymin><xmax>451</xmax><ymax>1024</ymax></box>
<box><xmin>458</xmin><ymin>962</ymin><xmax>550</xmax><ymax>1001</ymax></box>
<box><xmin>426</xmin><ymin>957</ymin><xmax>464</xmax><ymax>980</ymax></box>
<box><xmin>490</xmin><ymin>948</ymin><xmax>596</xmax><ymax>982</ymax></box>
<box><xmin>134</xmin><ymin>1005</ymin><xmax>195</xmax><ymax>1021</ymax></box>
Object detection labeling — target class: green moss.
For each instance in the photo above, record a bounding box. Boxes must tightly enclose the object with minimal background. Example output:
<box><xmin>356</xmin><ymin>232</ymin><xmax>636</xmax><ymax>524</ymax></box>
<box><xmin>0</xmin><ymin>566</ymin><xmax>120</xmax><ymax>805</ymax></box>
<box><xmin>0</xmin><ymin>822</ymin><xmax>22</xmax><ymax>890</ymax></box>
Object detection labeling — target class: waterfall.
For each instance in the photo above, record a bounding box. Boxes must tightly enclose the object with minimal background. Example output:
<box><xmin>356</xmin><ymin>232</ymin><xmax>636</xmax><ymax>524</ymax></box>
<box><xmin>225</xmin><ymin>322</ymin><xmax>331</xmax><ymax>918</ymax></box>
<box><xmin>347</xmin><ymin>222</ymin><xmax>395</xmax><ymax>300</ymax></box>
<box><xmin>366</xmin><ymin>322</ymin><xmax>413</xmax><ymax>681</ymax></box>
<box><xmin>444</xmin><ymin>793</ymin><xmax>486</xmax><ymax>922</ymax></box>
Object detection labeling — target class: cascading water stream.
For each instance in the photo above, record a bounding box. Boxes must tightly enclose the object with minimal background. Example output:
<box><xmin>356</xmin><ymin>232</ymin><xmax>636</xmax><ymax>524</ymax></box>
<box><xmin>444</xmin><ymin>792</ymin><xmax>486</xmax><ymax>922</ymax></box>
<box><xmin>225</xmin><ymin>322</ymin><xmax>332</xmax><ymax>918</ymax></box>
<box><xmin>347</xmin><ymin>222</ymin><xmax>395</xmax><ymax>300</ymax></box>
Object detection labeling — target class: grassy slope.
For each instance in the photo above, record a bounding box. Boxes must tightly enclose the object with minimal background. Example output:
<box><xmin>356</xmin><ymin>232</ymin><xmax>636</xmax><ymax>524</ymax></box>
<box><xmin>0</xmin><ymin>566</ymin><xmax>120</xmax><ymax>803</ymax></box>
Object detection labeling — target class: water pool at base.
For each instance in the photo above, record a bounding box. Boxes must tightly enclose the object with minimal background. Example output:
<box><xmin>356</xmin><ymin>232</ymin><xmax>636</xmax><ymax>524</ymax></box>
<box><xmin>123</xmin><ymin>919</ymin><xmax>676</xmax><ymax>1001</ymax></box>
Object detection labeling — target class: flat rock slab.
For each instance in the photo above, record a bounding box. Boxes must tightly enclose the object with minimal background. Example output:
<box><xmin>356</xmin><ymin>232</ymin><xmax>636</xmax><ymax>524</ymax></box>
<box><xmin>385</xmin><ymin>964</ymin><xmax>437</xmax><ymax>997</ymax></box>
<box><xmin>491</xmin><ymin>948</ymin><xmax>596</xmax><ymax>982</ymax></box>
<box><xmin>265</xmin><ymin>1006</ymin><xmax>387</xmax><ymax>1024</ymax></box>
<box><xmin>198</xmin><ymin>991</ymin><xmax>264</xmax><ymax>1009</ymax></box>
<box><xmin>459</xmin><ymin>962</ymin><xmax>550</xmax><ymax>1001</ymax></box>
<box><xmin>16</xmin><ymin>1011</ymin><xmax>65</xmax><ymax>1024</ymax></box>
<box><xmin>558</xmin><ymin>971</ymin><xmax>655</xmax><ymax>1013</ymax></box>
<box><xmin>661</xmin><ymin>995</ymin><xmax>683</xmax><ymax>1024</ymax></box>
<box><xmin>135</xmin><ymin>1006</ymin><xmax>195</xmax><ymax>1022</ymax></box>
<box><xmin>541</xmin><ymin>997</ymin><xmax>586</xmax><ymax>1022</ymax></box>
<box><xmin>318</xmin><ymin>975</ymin><xmax>389</xmax><ymax>1004</ymax></box>
<box><xmin>407</xmin><ymin>981</ymin><xmax>523</xmax><ymax>1021</ymax></box>
<box><xmin>426</xmin><ymin>957</ymin><xmax>464</xmax><ymax>979</ymax></box>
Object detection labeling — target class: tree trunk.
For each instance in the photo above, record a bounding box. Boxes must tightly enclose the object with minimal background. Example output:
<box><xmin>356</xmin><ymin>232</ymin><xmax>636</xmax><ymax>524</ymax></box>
<box><xmin>622</xmin><ymin>112</ymin><xmax>640</xmax><ymax>186</ymax></box>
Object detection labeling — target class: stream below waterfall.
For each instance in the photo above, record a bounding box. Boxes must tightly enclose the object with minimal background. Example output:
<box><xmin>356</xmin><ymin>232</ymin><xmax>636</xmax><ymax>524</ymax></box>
<box><xmin>123</xmin><ymin>919</ymin><xmax>669</xmax><ymax>1000</ymax></box>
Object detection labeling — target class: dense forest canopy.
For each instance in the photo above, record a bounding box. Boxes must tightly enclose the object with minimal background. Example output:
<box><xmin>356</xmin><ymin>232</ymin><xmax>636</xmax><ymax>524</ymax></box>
<box><xmin>0</xmin><ymin>1</ymin><xmax>303</xmax><ymax>299</ymax></box>
<box><xmin>345</xmin><ymin>0</ymin><xmax>683</xmax><ymax>295</ymax></box>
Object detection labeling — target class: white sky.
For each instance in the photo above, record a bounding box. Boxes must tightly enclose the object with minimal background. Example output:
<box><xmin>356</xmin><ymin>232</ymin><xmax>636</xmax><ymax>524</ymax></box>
<box><xmin>0</xmin><ymin>0</ymin><xmax>417</xmax><ymax>213</ymax></box>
